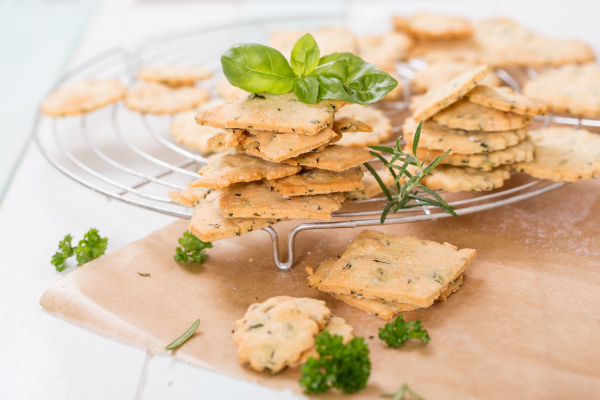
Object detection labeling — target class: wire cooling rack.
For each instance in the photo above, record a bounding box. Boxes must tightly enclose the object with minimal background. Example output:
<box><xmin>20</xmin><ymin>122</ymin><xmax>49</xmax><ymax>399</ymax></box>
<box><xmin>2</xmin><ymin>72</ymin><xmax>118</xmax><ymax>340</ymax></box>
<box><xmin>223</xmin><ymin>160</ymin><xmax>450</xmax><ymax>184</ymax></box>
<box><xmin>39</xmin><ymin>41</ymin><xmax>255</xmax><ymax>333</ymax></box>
<box><xmin>35</xmin><ymin>16</ymin><xmax>598</xmax><ymax>270</ymax></box>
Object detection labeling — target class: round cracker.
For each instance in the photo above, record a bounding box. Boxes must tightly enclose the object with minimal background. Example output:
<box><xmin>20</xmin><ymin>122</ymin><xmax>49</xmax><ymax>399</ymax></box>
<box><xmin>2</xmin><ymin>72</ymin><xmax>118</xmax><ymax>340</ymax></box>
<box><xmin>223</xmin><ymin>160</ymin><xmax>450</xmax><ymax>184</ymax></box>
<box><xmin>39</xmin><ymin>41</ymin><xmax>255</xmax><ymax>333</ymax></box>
<box><xmin>335</xmin><ymin>104</ymin><xmax>392</xmax><ymax>148</ymax></box>
<box><xmin>137</xmin><ymin>65</ymin><xmax>212</xmax><ymax>87</ymax></box>
<box><xmin>393</xmin><ymin>13</ymin><xmax>473</xmax><ymax>40</ymax></box>
<box><xmin>419</xmin><ymin>165</ymin><xmax>511</xmax><ymax>193</ymax></box>
<box><xmin>125</xmin><ymin>82</ymin><xmax>210</xmax><ymax>114</ymax></box>
<box><xmin>465</xmin><ymin>85</ymin><xmax>547</xmax><ymax>117</ymax></box>
<box><xmin>432</xmin><ymin>99</ymin><xmax>531</xmax><ymax>131</ymax></box>
<box><xmin>41</xmin><ymin>80</ymin><xmax>126</xmax><ymax>116</ymax></box>
<box><xmin>412</xmin><ymin>61</ymin><xmax>501</xmax><ymax>93</ymax></box>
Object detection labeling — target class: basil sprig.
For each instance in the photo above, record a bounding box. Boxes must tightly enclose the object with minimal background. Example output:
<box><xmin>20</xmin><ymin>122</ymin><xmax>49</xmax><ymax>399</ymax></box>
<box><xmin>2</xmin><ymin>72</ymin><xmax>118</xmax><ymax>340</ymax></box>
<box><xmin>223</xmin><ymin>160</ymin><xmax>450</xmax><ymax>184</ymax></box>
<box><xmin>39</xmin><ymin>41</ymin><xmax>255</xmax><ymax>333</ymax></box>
<box><xmin>221</xmin><ymin>33</ymin><xmax>398</xmax><ymax>105</ymax></box>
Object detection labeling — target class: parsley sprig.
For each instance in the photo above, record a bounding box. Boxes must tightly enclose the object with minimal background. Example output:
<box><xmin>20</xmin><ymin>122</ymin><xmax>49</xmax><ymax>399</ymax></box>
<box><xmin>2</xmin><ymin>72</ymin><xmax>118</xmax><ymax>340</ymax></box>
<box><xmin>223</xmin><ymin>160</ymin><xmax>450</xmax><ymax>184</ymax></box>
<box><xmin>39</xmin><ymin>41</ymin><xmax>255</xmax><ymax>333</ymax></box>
<box><xmin>382</xmin><ymin>383</ymin><xmax>425</xmax><ymax>400</ymax></box>
<box><xmin>173</xmin><ymin>231</ymin><xmax>212</xmax><ymax>263</ymax></box>
<box><xmin>379</xmin><ymin>315</ymin><xmax>430</xmax><ymax>348</ymax></box>
<box><xmin>51</xmin><ymin>229</ymin><xmax>108</xmax><ymax>271</ymax></box>
<box><xmin>299</xmin><ymin>332</ymin><xmax>371</xmax><ymax>394</ymax></box>
<box><xmin>363</xmin><ymin>120</ymin><xmax>457</xmax><ymax>224</ymax></box>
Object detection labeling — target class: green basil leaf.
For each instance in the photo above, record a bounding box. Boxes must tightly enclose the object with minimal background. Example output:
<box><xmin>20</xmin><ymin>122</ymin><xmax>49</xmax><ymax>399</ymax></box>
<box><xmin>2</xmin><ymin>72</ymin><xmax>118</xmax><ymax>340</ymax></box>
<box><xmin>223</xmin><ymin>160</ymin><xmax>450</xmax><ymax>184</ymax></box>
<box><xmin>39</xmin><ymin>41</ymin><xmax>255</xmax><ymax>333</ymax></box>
<box><xmin>290</xmin><ymin>33</ymin><xmax>320</xmax><ymax>77</ymax></box>
<box><xmin>293</xmin><ymin>75</ymin><xmax>319</xmax><ymax>104</ymax></box>
<box><xmin>221</xmin><ymin>43</ymin><xmax>295</xmax><ymax>94</ymax></box>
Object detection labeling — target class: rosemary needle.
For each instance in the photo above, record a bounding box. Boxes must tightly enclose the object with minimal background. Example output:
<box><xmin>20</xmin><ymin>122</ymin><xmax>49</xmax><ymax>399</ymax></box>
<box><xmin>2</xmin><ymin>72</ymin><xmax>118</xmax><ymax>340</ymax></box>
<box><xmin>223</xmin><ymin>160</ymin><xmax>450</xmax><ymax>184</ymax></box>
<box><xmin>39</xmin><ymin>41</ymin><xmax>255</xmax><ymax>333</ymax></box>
<box><xmin>166</xmin><ymin>319</ymin><xmax>201</xmax><ymax>350</ymax></box>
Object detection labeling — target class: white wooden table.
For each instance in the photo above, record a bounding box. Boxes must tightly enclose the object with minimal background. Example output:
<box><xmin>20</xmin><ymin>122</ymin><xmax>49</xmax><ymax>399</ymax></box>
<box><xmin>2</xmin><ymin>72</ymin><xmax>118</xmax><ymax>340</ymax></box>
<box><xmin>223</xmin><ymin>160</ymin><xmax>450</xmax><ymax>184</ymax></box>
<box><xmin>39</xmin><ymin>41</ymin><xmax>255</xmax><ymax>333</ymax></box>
<box><xmin>1</xmin><ymin>1</ymin><xmax>598</xmax><ymax>399</ymax></box>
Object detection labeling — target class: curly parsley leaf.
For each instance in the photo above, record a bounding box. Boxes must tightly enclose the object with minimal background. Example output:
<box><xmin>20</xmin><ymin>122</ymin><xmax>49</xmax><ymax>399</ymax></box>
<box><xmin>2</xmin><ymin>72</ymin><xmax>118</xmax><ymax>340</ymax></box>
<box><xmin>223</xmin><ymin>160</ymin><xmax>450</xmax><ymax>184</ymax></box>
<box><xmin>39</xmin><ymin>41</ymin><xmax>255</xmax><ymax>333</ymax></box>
<box><xmin>379</xmin><ymin>315</ymin><xmax>430</xmax><ymax>348</ymax></box>
<box><xmin>299</xmin><ymin>331</ymin><xmax>371</xmax><ymax>394</ymax></box>
<box><xmin>51</xmin><ymin>234</ymin><xmax>74</xmax><ymax>271</ymax></box>
<box><xmin>381</xmin><ymin>383</ymin><xmax>425</xmax><ymax>400</ymax></box>
<box><xmin>174</xmin><ymin>231</ymin><xmax>212</xmax><ymax>263</ymax></box>
<box><xmin>74</xmin><ymin>228</ymin><xmax>108</xmax><ymax>266</ymax></box>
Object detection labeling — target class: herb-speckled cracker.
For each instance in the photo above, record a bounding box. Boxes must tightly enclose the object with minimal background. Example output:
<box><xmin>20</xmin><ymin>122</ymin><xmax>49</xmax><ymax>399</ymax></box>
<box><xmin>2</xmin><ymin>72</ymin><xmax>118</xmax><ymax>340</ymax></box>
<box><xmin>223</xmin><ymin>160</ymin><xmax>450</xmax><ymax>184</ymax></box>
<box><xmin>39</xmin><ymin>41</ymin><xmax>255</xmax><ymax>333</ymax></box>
<box><xmin>137</xmin><ymin>65</ymin><xmax>212</xmax><ymax>87</ymax></box>
<box><xmin>514</xmin><ymin>127</ymin><xmax>600</xmax><ymax>182</ymax></box>
<box><xmin>393</xmin><ymin>13</ymin><xmax>473</xmax><ymax>40</ymax></box>
<box><xmin>195</xmin><ymin>92</ymin><xmax>346</xmax><ymax>135</ymax></box>
<box><xmin>432</xmin><ymin>99</ymin><xmax>531</xmax><ymax>131</ymax></box>
<box><xmin>219</xmin><ymin>182</ymin><xmax>344</xmax><ymax>220</ymax></box>
<box><xmin>215</xmin><ymin>77</ymin><xmax>248</xmax><ymax>101</ymax></box>
<box><xmin>233</xmin><ymin>296</ymin><xmax>331</xmax><ymax>373</ymax></box>
<box><xmin>41</xmin><ymin>80</ymin><xmax>126</xmax><ymax>116</ymax></box>
<box><xmin>169</xmin><ymin>187</ymin><xmax>213</xmax><ymax>207</ymax></box>
<box><xmin>332</xmin><ymin>117</ymin><xmax>373</xmax><ymax>135</ymax></box>
<box><xmin>410</xmin><ymin>137</ymin><xmax>534</xmax><ymax>171</ymax></box>
<box><xmin>418</xmin><ymin>165</ymin><xmax>511</xmax><ymax>193</ymax></box>
<box><xmin>412</xmin><ymin>65</ymin><xmax>489</xmax><ymax>122</ymax></box>
<box><xmin>281</xmin><ymin>145</ymin><xmax>375</xmax><ymax>171</ymax></box>
<box><xmin>189</xmin><ymin>187</ymin><xmax>284</xmax><ymax>242</ymax></box>
<box><xmin>335</xmin><ymin>104</ymin><xmax>393</xmax><ymax>148</ymax></box>
<box><xmin>412</xmin><ymin>62</ymin><xmax>501</xmax><ymax>94</ymax></box>
<box><xmin>344</xmin><ymin>169</ymin><xmax>396</xmax><ymax>202</ymax></box>
<box><xmin>403</xmin><ymin>120</ymin><xmax>528</xmax><ymax>154</ymax></box>
<box><xmin>264</xmin><ymin>167</ymin><xmax>364</xmax><ymax>196</ymax></box>
<box><xmin>522</xmin><ymin>63</ymin><xmax>600</xmax><ymax>119</ymax></box>
<box><xmin>189</xmin><ymin>150</ymin><xmax>301</xmax><ymax>189</ymax></box>
<box><xmin>308</xmin><ymin>230</ymin><xmax>476</xmax><ymax>308</ymax></box>
<box><xmin>125</xmin><ymin>82</ymin><xmax>210</xmax><ymax>114</ymax></box>
<box><xmin>465</xmin><ymin>85</ymin><xmax>547</xmax><ymax>117</ymax></box>
<box><xmin>172</xmin><ymin>109</ymin><xmax>227</xmax><ymax>155</ymax></box>
<box><xmin>206</xmin><ymin>130</ymin><xmax>246</xmax><ymax>151</ymax></box>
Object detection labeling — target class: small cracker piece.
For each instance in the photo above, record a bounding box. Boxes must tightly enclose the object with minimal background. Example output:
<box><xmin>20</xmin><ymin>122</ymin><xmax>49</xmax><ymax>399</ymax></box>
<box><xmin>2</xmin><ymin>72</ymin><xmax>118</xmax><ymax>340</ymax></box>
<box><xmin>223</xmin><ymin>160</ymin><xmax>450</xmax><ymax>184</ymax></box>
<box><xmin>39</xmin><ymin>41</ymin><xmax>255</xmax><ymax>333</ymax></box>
<box><xmin>172</xmin><ymin>109</ymin><xmax>227</xmax><ymax>155</ymax></box>
<box><xmin>393</xmin><ymin>13</ymin><xmax>474</xmax><ymax>40</ymax></box>
<box><xmin>412</xmin><ymin>65</ymin><xmax>489</xmax><ymax>122</ymax></box>
<box><xmin>233</xmin><ymin>296</ymin><xmax>331</xmax><ymax>373</ymax></box>
<box><xmin>514</xmin><ymin>127</ymin><xmax>600</xmax><ymax>182</ymax></box>
<box><xmin>464</xmin><ymin>85</ymin><xmax>548</xmax><ymax>117</ymax></box>
<box><xmin>137</xmin><ymin>65</ymin><xmax>212</xmax><ymax>87</ymax></box>
<box><xmin>309</xmin><ymin>231</ymin><xmax>476</xmax><ymax>308</ymax></box>
<box><xmin>335</xmin><ymin>104</ymin><xmax>393</xmax><ymax>148</ymax></box>
<box><xmin>125</xmin><ymin>82</ymin><xmax>210</xmax><ymax>114</ymax></box>
<box><xmin>195</xmin><ymin>92</ymin><xmax>345</xmax><ymax>135</ymax></box>
<box><xmin>344</xmin><ymin>169</ymin><xmax>395</xmax><ymax>202</ymax></box>
<box><xmin>41</xmin><ymin>80</ymin><xmax>126</xmax><ymax>116</ymax></box>
<box><xmin>281</xmin><ymin>145</ymin><xmax>375</xmax><ymax>172</ymax></box>
<box><xmin>403</xmin><ymin>120</ymin><xmax>528</xmax><ymax>155</ymax></box>
<box><xmin>412</xmin><ymin>61</ymin><xmax>501</xmax><ymax>93</ymax></box>
<box><xmin>332</xmin><ymin>117</ymin><xmax>373</xmax><ymax>134</ymax></box>
<box><xmin>357</xmin><ymin>32</ymin><xmax>413</xmax><ymax>71</ymax></box>
<box><xmin>189</xmin><ymin>150</ymin><xmax>301</xmax><ymax>189</ymax></box>
<box><xmin>219</xmin><ymin>182</ymin><xmax>344</xmax><ymax>220</ymax></box>
<box><xmin>264</xmin><ymin>167</ymin><xmax>364</xmax><ymax>196</ymax></box>
<box><xmin>432</xmin><ymin>99</ymin><xmax>531</xmax><ymax>132</ymax></box>
<box><xmin>410</xmin><ymin>137</ymin><xmax>535</xmax><ymax>171</ymax></box>
<box><xmin>418</xmin><ymin>165</ymin><xmax>511</xmax><ymax>193</ymax></box>
<box><xmin>169</xmin><ymin>187</ymin><xmax>213</xmax><ymax>207</ymax></box>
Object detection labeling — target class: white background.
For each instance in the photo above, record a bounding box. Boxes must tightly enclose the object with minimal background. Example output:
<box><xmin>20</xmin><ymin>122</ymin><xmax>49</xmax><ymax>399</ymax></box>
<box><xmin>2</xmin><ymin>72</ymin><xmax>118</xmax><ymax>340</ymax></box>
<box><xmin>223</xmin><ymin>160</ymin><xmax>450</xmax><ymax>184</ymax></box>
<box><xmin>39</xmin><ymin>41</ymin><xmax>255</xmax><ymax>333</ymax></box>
<box><xmin>1</xmin><ymin>1</ymin><xmax>599</xmax><ymax>399</ymax></box>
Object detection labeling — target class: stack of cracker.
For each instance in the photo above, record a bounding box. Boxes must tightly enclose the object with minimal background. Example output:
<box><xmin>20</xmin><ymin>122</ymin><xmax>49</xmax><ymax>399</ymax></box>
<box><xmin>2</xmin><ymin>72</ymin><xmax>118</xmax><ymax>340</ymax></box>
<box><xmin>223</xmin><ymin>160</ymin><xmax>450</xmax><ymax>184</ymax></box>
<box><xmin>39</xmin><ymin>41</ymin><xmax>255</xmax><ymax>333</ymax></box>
<box><xmin>169</xmin><ymin>92</ymin><xmax>396</xmax><ymax>242</ymax></box>
<box><xmin>307</xmin><ymin>230</ymin><xmax>476</xmax><ymax>320</ymax></box>
<box><xmin>405</xmin><ymin>65</ymin><xmax>547</xmax><ymax>193</ymax></box>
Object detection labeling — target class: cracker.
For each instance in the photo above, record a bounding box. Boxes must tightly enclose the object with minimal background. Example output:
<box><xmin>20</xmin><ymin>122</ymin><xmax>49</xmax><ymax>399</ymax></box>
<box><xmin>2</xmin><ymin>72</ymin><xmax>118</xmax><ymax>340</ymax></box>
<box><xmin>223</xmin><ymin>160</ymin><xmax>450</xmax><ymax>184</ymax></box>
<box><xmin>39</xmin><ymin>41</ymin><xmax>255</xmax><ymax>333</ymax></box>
<box><xmin>171</xmin><ymin>106</ymin><xmax>227</xmax><ymax>155</ymax></box>
<box><xmin>189</xmin><ymin>150</ymin><xmax>301</xmax><ymax>189</ymax></box>
<box><xmin>332</xmin><ymin>117</ymin><xmax>373</xmax><ymax>134</ymax></box>
<box><xmin>465</xmin><ymin>85</ymin><xmax>547</xmax><ymax>117</ymax></box>
<box><xmin>216</xmin><ymin>77</ymin><xmax>248</xmax><ymax>101</ymax></box>
<box><xmin>137</xmin><ymin>65</ymin><xmax>212</xmax><ymax>87</ymax></box>
<box><xmin>418</xmin><ymin>165</ymin><xmax>511</xmax><ymax>193</ymax></box>
<box><xmin>411</xmin><ymin>65</ymin><xmax>489</xmax><ymax>122</ymax></box>
<box><xmin>393</xmin><ymin>13</ymin><xmax>473</xmax><ymax>40</ymax></box>
<box><xmin>269</xmin><ymin>27</ymin><xmax>357</xmax><ymax>59</ymax></box>
<box><xmin>344</xmin><ymin>169</ymin><xmax>395</xmax><ymax>202</ymax></box>
<box><xmin>264</xmin><ymin>167</ymin><xmax>364</xmax><ymax>196</ymax></box>
<box><xmin>335</xmin><ymin>104</ymin><xmax>393</xmax><ymax>148</ymax></box>
<box><xmin>403</xmin><ymin>120</ymin><xmax>528</xmax><ymax>155</ymax></box>
<box><xmin>189</xmin><ymin>187</ymin><xmax>284</xmax><ymax>242</ymax></box>
<box><xmin>219</xmin><ymin>182</ymin><xmax>344</xmax><ymax>220</ymax></box>
<box><xmin>206</xmin><ymin>130</ymin><xmax>246</xmax><ymax>151</ymax></box>
<box><xmin>410</xmin><ymin>137</ymin><xmax>535</xmax><ymax>171</ymax></box>
<box><xmin>308</xmin><ymin>230</ymin><xmax>476</xmax><ymax>308</ymax></box>
<box><xmin>41</xmin><ymin>80</ymin><xmax>126</xmax><ymax>116</ymax></box>
<box><xmin>357</xmin><ymin>32</ymin><xmax>413</xmax><ymax>71</ymax></box>
<box><xmin>412</xmin><ymin>61</ymin><xmax>501</xmax><ymax>93</ymax></box>
<box><xmin>514</xmin><ymin>127</ymin><xmax>600</xmax><ymax>182</ymax></box>
<box><xmin>522</xmin><ymin>63</ymin><xmax>600</xmax><ymax>119</ymax></box>
<box><xmin>383</xmin><ymin>72</ymin><xmax>403</xmax><ymax>101</ymax></box>
<box><xmin>169</xmin><ymin>187</ymin><xmax>213</xmax><ymax>207</ymax></box>
<box><xmin>281</xmin><ymin>145</ymin><xmax>375</xmax><ymax>172</ymax></box>
<box><xmin>196</xmin><ymin>92</ymin><xmax>345</xmax><ymax>135</ymax></box>
<box><xmin>432</xmin><ymin>99</ymin><xmax>531</xmax><ymax>131</ymax></box>
<box><xmin>233</xmin><ymin>296</ymin><xmax>331</xmax><ymax>373</ymax></box>
<box><xmin>125</xmin><ymin>82</ymin><xmax>210</xmax><ymax>114</ymax></box>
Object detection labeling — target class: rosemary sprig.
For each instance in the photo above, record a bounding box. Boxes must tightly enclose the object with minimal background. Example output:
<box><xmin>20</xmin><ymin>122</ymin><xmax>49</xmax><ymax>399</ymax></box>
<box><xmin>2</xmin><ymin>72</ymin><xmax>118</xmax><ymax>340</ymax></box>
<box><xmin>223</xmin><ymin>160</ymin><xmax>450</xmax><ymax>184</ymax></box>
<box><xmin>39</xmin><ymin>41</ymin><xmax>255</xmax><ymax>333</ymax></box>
<box><xmin>165</xmin><ymin>318</ymin><xmax>201</xmax><ymax>350</ymax></box>
<box><xmin>381</xmin><ymin>383</ymin><xmax>424</xmax><ymax>400</ymax></box>
<box><xmin>364</xmin><ymin>120</ymin><xmax>457</xmax><ymax>224</ymax></box>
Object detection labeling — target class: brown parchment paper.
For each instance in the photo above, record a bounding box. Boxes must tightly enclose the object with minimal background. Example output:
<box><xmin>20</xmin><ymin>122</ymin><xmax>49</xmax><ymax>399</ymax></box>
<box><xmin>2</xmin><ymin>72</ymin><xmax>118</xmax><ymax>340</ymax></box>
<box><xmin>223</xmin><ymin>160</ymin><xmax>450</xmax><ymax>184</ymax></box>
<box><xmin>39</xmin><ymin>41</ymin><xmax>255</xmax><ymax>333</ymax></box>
<box><xmin>40</xmin><ymin>175</ymin><xmax>600</xmax><ymax>399</ymax></box>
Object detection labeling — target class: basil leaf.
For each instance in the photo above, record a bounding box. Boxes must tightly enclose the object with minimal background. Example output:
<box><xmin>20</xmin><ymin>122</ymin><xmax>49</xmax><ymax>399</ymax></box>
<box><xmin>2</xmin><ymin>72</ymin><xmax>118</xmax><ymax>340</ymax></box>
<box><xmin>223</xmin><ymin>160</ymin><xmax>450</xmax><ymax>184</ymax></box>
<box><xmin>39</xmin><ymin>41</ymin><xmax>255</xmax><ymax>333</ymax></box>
<box><xmin>221</xmin><ymin>43</ymin><xmax>295</xmax><ymax>95</ymax></box>
<box><xmin>290</xmin><ymin>33</ymin><xmax>320</xmax><ymax>77</ymax></box>
<box><xmin>293</xmin><ymin>75</ymin><xmax>319</xmax><ymax>104</ymax></box>
<box><xmin>313</xmin><ymin>53</ymin><xmax>398</xmax><ymax>104</ymax></box>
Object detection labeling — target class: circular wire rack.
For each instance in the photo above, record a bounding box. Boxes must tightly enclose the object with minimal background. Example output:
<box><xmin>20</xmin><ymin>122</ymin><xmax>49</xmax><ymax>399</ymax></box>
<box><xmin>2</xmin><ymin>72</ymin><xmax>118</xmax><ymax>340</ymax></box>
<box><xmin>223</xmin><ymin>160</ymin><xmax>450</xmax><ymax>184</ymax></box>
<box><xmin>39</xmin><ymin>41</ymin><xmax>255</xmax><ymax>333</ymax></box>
<box><xmin>34</xmin><ymin>15</ymin><xmax>598</xmax><ymax>270</ymax></box>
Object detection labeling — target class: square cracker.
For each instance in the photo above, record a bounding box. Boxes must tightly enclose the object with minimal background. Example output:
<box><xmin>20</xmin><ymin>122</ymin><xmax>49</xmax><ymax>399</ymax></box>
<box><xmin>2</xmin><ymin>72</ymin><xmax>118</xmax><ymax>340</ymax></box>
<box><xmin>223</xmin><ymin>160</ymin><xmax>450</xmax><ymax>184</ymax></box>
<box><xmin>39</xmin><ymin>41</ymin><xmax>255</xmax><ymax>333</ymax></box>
<box><xmin>432</xmin><ymin>99</ymin><xmax>531</xmax><ymax>132</ymax></box>
<box><xmin>263</xmin><ymin>167</ymin><xmax>364</xmax><ymax>196</ymax></box>
<box><xmin>412</xmin><ymin>65</ymin><xmax>489</xmax><ymax>122</ymax></box>
<box><xmin>195</xmin><ymin>92</ymin><xmax>346</xmax><ymax>135</ymax></box>
<box><xmin>189</xmin><ymin>150</ymin><xmax>301</xmax><ymax>189</ymax></box>
<box><xmin>281</xmin><ymin>145</ymin><xmax>375</xmax><ymax>172</ymax></box>
<box><xmin>189</xmin><ymin>187</ymin><xmax>285</xmax><ymax>242</ymax></box>
<box><xmin>464</xmin><ymin>85</ymin><xmax>548</xmax><ymax>117</ymax></box>
<box><xmin>219</xmin><ymin>182</ymin><xmax>344</xmax><ymax>220</ymax></box>
<box><xmin>308</xmin><ymin>230</ymin><xmax>476</xmax><ymax>308</ymax></box>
